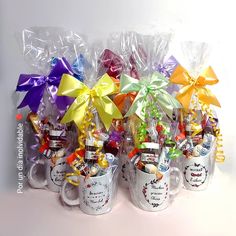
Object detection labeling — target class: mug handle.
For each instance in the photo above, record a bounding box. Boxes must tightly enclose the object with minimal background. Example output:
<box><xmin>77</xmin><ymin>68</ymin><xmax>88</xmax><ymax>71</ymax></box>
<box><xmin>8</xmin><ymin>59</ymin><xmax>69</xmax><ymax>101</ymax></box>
<box><xmin>169</xmin><ymin>167</ymin><xmax>183</xmax><ymax>196</ymax></box>
<box><xmin>60</xmin><ymin>176</ymin><xmax>80</xmax><ymax>206</ymax></box>
<box><xmin>27</xmin><ymin>159</ymin><xmax>48</xmax><ymax>189</ymax></box>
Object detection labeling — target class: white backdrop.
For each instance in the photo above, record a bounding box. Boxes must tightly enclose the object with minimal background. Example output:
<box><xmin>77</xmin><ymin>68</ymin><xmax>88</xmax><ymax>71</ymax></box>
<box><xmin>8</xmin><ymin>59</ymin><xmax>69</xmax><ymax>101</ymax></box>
<box><xmin>1</xmin><ymin>0</ymin><xmax>236</xmax><ymax>235</ymax></box>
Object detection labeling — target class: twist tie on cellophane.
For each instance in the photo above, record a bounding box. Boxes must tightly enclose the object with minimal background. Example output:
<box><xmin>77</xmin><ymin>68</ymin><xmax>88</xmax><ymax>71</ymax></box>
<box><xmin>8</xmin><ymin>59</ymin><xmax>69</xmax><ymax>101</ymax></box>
<box><xmin>58</xmin><ymin>73</ymin><xmax>123</xmax><ymax>186</ymax></box>
<box><xmin>170</xmin><ymin>65</ymin><xmax>225</xmax><ymax>162</ymax></box>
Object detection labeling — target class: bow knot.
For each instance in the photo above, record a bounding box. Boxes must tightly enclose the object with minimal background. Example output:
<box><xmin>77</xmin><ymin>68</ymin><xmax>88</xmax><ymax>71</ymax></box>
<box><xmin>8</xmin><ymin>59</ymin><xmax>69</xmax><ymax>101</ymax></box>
<box><xmin>120</xmin><ymin>72</ymin><xmax>181</xmax><ymax>120</ymax></box>
<box><xmin>16</xmin><ymin>57</ymin><xmax>74</xmax><ymax>113</ymax></box>
<box><xmin>146</xmin><ymin>85</ymin><xmax>153</xmax><ymax>94</ymax></box>
<box><xmin>89</xmin><ymin>89</ymin><xmax>97</xmax><ymax>98</ymax></box>
<box><xmin>170</xmin><ymin>65</ymin><xmax>220</xmax><ymax>109</ymax></box>
<box><xmin>189</xmin><ymin>77</ymin><xmax>197</xmax><ymax>86</ymax></box>
<box><xmin>57</xmin><ymin>73</ymin><xmax>122</xmax><ymax>130</ymax></box>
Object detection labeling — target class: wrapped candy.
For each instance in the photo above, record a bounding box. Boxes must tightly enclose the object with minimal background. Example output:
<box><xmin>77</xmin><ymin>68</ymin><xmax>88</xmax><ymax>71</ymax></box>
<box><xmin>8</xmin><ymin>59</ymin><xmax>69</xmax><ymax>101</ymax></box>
<box><xmin>169</xmin><ymin>41</ymin><xmax>224</xmax><ymax>191</ymax></box>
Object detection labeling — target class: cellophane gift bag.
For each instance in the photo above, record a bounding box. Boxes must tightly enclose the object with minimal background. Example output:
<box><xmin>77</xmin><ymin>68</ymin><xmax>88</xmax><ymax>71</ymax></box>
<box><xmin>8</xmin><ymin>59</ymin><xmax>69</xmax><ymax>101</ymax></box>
<box><xmin>58</xmin><ymin>41</ymin><xmax>123</xmax><ymax>214</ymax></box>
<box><xmin>117</xmin><ymin>32</ymin><xmax>183</xmax><ymax>211</ymax></box>
<box><xmin>15</xmin><ymin>27</ymin><xmax>87</xmax><ymax>191</ymax></box>
<box><xmin>169</xmin><ymin>41</ymin><xmax>225</xmax><ymax>191</ymax></box>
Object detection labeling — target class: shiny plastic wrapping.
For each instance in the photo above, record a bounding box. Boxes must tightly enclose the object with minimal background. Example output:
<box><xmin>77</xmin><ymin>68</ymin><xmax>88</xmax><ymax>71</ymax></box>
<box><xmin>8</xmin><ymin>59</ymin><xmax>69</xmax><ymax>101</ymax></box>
<box><xmin>57</xmin><ymin>41</ymin><xmax>122</xmax><ymax>214</ymax></box>
<box><xmin>19</xmin><ymin>27</ymin><xmax>88</xmax><ymax>73</ymax></box>
<box><xmin>108</xmin><ymin>31</ymin><xmax>172</xmax><ymax>78</ymax></box>
<box><xmin>16</xmin><ymin>27</ymin><xmax>88</xmax><ymax>191</ymax></box>
<box><xmin>14</xmin><ymin>26</ymin><xmax>224</xmax><ymax>214</ymax></box>
<box><xmin>105</xmin><ymin>31</ymin><xmax>184</xmax><ymax>211</ymax></box>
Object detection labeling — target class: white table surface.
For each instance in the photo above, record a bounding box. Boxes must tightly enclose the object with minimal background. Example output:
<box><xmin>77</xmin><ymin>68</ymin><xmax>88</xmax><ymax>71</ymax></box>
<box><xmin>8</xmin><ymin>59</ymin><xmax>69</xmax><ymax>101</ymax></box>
<box><xmin>1</xmin><ymin>166</ymin><xmax>235</xmax><ymax>236</ymax></box>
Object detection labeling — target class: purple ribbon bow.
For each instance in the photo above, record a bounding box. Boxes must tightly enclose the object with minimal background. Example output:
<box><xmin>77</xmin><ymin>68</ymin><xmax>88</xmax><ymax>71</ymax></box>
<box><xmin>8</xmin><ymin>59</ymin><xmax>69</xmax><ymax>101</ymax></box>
<box><xmin>157</xmin><ymin>56</ymin><xmax>179</xmax><ymax>78</ymax></box>
<box><xmin>157</xmin><ymin>56</ymin><xmax>179</xmax><ymax>94</ymax></box>
<box><xmin>16</xmin><ymin>57</ymin><xmax>73</xmax><ymax>113</ymax></box>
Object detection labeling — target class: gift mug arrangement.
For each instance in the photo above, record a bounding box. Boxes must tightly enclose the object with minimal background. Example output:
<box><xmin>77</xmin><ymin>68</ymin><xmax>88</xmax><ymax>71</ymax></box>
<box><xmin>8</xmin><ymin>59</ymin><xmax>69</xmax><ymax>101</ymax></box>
<box><xmin>15</xmin><ymin>28</ymin><xmax>225</xmax><ymax>214</ymax></box>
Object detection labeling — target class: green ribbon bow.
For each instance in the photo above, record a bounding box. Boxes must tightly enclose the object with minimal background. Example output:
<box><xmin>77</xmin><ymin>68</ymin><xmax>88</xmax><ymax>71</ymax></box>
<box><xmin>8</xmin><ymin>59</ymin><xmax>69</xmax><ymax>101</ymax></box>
<box><xmin>120</xmin><ymin>72</ymin><xmax>181</xmax><ymax>120</ymax></box>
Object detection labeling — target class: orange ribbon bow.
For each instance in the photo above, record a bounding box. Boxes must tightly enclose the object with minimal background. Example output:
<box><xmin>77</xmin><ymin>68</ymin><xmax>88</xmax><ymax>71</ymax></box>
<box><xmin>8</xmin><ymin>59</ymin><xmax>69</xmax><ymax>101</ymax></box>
<box><xmin>113</xmin><ymin>92</ymin><xmax>137</xmax><ymax>113</ymax></box>
<box><xmin>170</xmin><ymin>65</ymin><xmax>221</xmax><ymax>109</ymax></box>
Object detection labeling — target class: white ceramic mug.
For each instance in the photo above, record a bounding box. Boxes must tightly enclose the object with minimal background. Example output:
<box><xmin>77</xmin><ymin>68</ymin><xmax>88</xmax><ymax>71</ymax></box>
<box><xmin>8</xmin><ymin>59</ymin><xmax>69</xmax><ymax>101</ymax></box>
<box><xmin>129</xmin><ymin>167</ymin><xmax>183</xmax><ymax>211</ymax></box>
<box><xmin>182</xmin><ymin>146</ymin><xmax>216</xmax><ymax>191</ymax></box>
<box><xmin>60</xmin><ymin>170</ymin><xmax>114</xmax><ymax>215</ymax></box>
<box><xmin>27</xmin><ymin>157</ymin><xmax>68</xmax><ymax>192</ymax></box>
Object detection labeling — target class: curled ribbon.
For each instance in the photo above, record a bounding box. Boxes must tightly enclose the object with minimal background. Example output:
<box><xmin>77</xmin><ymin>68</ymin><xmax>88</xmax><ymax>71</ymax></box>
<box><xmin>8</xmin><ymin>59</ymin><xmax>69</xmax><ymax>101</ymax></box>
<box><xmin>120</xmin><ymin>72</ymin><xmax>181</xmax><ymax>120</ymax></box>
<box><xmin>201</xmin><ymin>103</ymin><xmax>225</xmax><ymax>163</ymax></box>
<box><xmin>170</xmin><ymin>65</ymin><xmax>221</xmax><ymax>109</ymax></box>
<box><xmin>16</xmin><ymin>57</ymin><xmax>74</xmax><ymax>113</ymax></box>
<box><xmin>57</xmin><ymin>73</ymin><xmax>122</xmax><ymax>130</ymax></box>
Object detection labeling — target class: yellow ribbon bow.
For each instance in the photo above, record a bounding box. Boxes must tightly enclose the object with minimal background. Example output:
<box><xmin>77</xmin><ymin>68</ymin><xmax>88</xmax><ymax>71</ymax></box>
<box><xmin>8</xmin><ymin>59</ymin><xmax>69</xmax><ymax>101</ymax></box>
<box><xmin>57</xmin><ymin>73</ymin><xmax>122</xmax><ymax>130</ymax></box>
<box><xmin>170</xmin><ymin>65</ymin><xmax>221</xmax><ymax>109</ymax></box>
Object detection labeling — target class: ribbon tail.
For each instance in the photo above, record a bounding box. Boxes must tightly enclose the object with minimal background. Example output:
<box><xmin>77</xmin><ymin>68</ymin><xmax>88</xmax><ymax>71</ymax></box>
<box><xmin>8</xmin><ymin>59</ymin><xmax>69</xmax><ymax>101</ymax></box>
<box><xmin>197</xmin><ymin>87</ymin><xmax>221</xmax><ymax>107</ymax></box>
<box><xmin>61</xmin><ymin>97</ymin><xmax>88</xmax><ymax>127</ymax></box>
<box><xmin>176</xmin><ymin>85</ymin><xmax>195</xmax><ymax>109</ymax></box>
<box><xmin>154</xmin><ymin>91</ymin><xmax>182</xmax><ymax>119</ymax></box>
<box><xmin>125</xmin><ymin>98</ymin><xmax>147</xmax><ymax>121</ymax></box>
<box><xmin>94</xmin><ymin>97</ymin><xmax>122</xmax><ymax>131</ymax></box>
<box><xmin>17</xmin><ymin>85</ymin><xmax>45</xmax><ymax>113</ymax></box>
<box><xmin>120</xmin><ymin>74</ymin><xmax>141</xmax><ymax>93</ymax></box>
